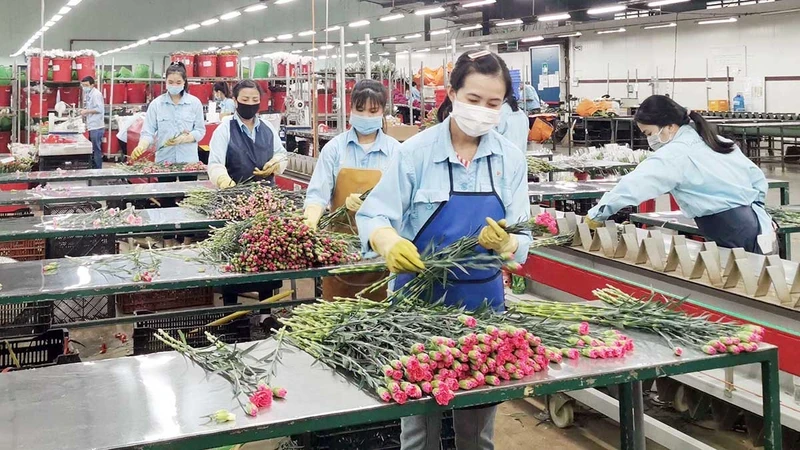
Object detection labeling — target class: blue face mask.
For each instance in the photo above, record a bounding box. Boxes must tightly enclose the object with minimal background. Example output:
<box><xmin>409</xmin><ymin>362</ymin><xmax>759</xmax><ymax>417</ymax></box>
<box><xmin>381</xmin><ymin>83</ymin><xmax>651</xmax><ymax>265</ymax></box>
<box><xmin>167</xmin><ymin>85</ymin><xmax>184</xmax><ymax>96</ymax></box>
<box><xmin>82</xmin><ymin>87</ymin><xmax>92</xmax><ymax>94</ymax></box>
<box><xmin>350</xmin><ymin>114</ymin><xmax>382</xmax><ymax>135</ymax></box>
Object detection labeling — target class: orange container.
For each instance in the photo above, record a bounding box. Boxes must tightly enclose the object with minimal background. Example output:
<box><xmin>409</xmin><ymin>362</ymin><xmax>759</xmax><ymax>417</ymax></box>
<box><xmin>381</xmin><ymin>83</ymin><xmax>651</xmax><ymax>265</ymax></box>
<box><xmin>708</xmin><ymin>100</ymin><xmax>730</xmax><ymax>112</ymax></box>
<box><xmin>197</xmin><ymin>54</ymin><xmax>217</xmax><ymax>77</ymax></box>
<box><xmin>51</xmin><ymin>58</ymin><xmax>73</xmax><ymax>82</ymax></box>
<box><xmin>75</xmin><ymin>55</ymin><xmax>95</xmax><ymax>80</ymax></box>
<box><xmin>218</xmin><ymin>55</ymin><xmax>238</xmax><ymax>78</ymax></box>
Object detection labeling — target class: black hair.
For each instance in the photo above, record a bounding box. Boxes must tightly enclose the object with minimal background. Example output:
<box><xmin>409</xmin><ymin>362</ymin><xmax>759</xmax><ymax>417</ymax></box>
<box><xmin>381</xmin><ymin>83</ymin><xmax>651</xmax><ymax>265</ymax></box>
<box><xmin>232</xmin><ymin>79</ymin><xmax>263</xmax><ymax>99</ymax></box>
<box><xmin>213</xmin><ymin>81</ymin><xmax>231</xmax><ymax>98</ymax></box>
<box><xmin>506</xmin><ymin>94</ymin><xmax>520</xmax><ymax>112</ymax></box>
<box><xmin>634</xmin><ymin>94</ymin><xmax>734</xmax><ymax>154</ymax></box>
<box><xmin>436</xmin><ymin>50</ymin><xmax>513</xmax><ymax>123</ymax></box>
<box><xmin>412</xmin><ymin>82</ymin><xmax>417</xmax><ymax>87</ymax></box>
<box><xmin>80</xmin><ymin>76</ymin><xmax>95</xmax><ymax>85</ymax></box>
<box><xmin>351</xmin><ymin>79</ymin><xmax>387</xmax><ymax>112</ymax></box>
<box><xmin>165</xmin><ymin>62</ymin><xmax>188</xmax><ymax>95</ymax></box>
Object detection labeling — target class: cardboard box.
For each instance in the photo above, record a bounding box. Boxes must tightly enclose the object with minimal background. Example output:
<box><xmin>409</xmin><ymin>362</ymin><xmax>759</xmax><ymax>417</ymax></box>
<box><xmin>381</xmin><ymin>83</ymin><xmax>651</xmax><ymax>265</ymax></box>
<box><xmin>385</xmin><ymin>124</ymin><xmax>419</xmax><ymax>142</ymax></box>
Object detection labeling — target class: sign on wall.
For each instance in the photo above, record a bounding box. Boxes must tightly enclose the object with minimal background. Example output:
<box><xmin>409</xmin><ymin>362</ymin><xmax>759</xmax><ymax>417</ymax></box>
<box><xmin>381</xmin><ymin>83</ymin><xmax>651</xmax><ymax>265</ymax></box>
<box><xmin>530</xmin><ymin>45</ymin><xmax>562</xmax><ymax>104</ymax></box>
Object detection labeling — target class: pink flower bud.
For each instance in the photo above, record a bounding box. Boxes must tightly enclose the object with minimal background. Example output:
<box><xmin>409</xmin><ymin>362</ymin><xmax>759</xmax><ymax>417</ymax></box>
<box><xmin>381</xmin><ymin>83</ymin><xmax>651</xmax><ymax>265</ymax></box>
<box><xmin>272</xmin><ymin>387</ymin><xmax>288</xmax><ymax>399</ymax></box>
<box><xmin>673</xmin><ymin>347</ymin><xmax>683</xmax><ymax>357</ymax></box>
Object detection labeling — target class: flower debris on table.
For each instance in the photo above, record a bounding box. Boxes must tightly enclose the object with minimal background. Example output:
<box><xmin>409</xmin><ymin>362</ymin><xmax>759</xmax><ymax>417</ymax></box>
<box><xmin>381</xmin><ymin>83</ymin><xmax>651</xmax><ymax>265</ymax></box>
<box><xmin>48</xmin><ymin>205</ymin><xmax>143</xmax><ymax>229</ymax></box>
<box><xmin>117</xmin><ymin>161</ymin><xmax>207</xmax><ymax>174</ymax></box>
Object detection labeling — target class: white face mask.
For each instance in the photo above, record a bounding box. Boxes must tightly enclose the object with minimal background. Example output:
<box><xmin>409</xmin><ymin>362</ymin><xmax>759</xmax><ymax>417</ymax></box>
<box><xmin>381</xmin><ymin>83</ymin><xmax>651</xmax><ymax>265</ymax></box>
<box><xmin>450</xmin><ymin>99</ymin><xmax>501</xmax><ymax>137</ymax></box>
<box><xmin>647</xmin><ymin>127</ymin><xmax>672</xmax><ymax>150</ymax></box>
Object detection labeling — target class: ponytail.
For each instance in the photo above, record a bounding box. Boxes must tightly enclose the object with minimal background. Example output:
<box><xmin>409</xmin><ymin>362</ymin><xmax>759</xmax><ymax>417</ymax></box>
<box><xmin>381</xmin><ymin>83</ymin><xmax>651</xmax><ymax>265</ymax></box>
<box><xmin>436</xmin><ymin>97</ymin><xmax>452</xmax><ymax>123</ymax></box>
<box><xmin>635</xmin><ymin>95</ymin><xmax>735</xmax><ymax>154</ymax></box>
<box><xmin>689</xmin><ymin>110</ymin><xmax>734</xmax><ymax>154</ymax></box>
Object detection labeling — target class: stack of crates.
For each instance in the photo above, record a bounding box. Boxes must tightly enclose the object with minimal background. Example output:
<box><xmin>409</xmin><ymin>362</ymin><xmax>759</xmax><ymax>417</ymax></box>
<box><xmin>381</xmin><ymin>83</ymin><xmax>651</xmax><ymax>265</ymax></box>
<box><xmin>297</xmin><ymin>412</ymin><xmax>456</xmax><ymax>449</ymax></box>
<box><xmin>133</xmin><ymin>311</ymin><xmax>255</xmax><ymax>355</ymax></box>
<box><xmin>0</xmin><ymin>329</ymin><xmax>81</xmax><ymax>371</ymax></box>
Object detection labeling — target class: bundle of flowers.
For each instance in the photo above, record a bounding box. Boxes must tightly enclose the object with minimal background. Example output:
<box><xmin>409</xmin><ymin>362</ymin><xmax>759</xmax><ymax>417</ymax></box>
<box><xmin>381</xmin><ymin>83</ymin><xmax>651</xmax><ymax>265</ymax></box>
<box><xmin>50</xmin><ymin>205</ymin><xmax>143</xmax><ymax>229</ymax></box>
<box><xmin>155</xmin><ymin>329</ymin><xmax>288</xmax><ymax>418</ymax></box>
<box><xmin>515</xmin><ymin>285</ymin><xmax>765</xmax><ymax>356</ymax></box>
<box><xmin>73</xmin><ymin>49</ymin><xmax>100</xmax><ymax>57</ymax></box>
<box><xmin>200</xmin><ymin>212</ymin><xmax>361</xmax><ymax>273</ymax></box>
<box><xmin>333</xmin><ymin>212</ymin><xmax>572</xmax><ymax>302</ymax></box>
<box><xmin>217</xmin><ymin>49</ymin><xmax>240</xmax><ymax>56</ymax></box>
<box><xmin>317</xmin><ymin>189</ymin><xmax>372</xmax><ymax>231</ymax></box>
<box><xmin>180</xmin><ymin>181</ymin><xmax>304</xmax><ymax>221</ymax></box>
<box><xmin>0</xmin><ymin>157</ymin><xmax>34</xmax><ymax>173</ymax></box>
<box><xmin>118</xmin><ymin>161</ymin><xmax>206</xmax><ymax>174</ymax></box>
<box><xmin>280</xmin><ymin>298</ymin><xmax>550</xmax><ymax>406</ymax></box>
<box><xmin>526</xmin><ymin>156</ymin><xmax>556</xmax><ymax>176</ymax></box>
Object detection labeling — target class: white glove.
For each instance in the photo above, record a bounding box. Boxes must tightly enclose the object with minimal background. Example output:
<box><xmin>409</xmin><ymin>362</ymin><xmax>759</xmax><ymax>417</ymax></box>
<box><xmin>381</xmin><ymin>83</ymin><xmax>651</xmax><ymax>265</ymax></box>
<box><xmin>345</xmin><ymin>193</ymin><xmax>364</xmax><ymax>212</ymax></box>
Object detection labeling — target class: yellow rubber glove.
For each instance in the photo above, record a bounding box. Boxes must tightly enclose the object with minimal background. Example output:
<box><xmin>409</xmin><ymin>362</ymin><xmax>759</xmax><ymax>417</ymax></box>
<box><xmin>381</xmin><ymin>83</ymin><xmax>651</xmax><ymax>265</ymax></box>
<box><xmin>370</xmin><ymin>227</ymin><xmax>425</xmax><ymax>273</ymax></box>
<box><xmin>584</xmin><ymin>216</ymin><xmax>603</xmax><ymax>230</ymax></box>
<box><xmin>478</xmin><ymin>218</ymin><xmax>519</xmax><ymax>254</ymax></box>
<box><xmin>344</xmin><ymin>193</ymin><xmax>364</xmax><ymax>212</ymax></box>
<box><xmin>131</xmin><ymin>146</ymin><xmax>146</xmax><ymax>160</ymax></box>
<box><xmin>215</xmin><ymin>174</ymin><xmax>236</xmax><ymax>189</ymax></box>
<box><xmin>303</xmin><ymin>204</ymin><xmax>324</xmax><ymax>230</ymax></box>
<box><xmin>253</xmin><ymin>156</ymin><xmax>283</xmax><ymax>177</ymax></box>
<box><xmin>172</xmin><ymin>133</ymin><xmax>195</xmax><ymax>145</ymax></box>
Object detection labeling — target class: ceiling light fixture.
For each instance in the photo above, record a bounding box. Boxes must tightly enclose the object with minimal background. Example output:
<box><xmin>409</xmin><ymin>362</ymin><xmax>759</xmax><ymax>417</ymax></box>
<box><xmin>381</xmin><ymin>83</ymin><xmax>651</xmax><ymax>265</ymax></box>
<box><xmin>349</xmin><ymin>19</ymin><xmax>370</xmax><ymax>27</ymax></box>
<box><xmin>346</xmin><ymin>53</ymin><xmax>358</xmax><ymax>58</ymax></box>
<box><xmin>463</xmin><ymin>43</ymin><xmax>481</xmax><ymax>47</ymax></box>
<box><xmin>232</xmin><ymin>42</ymin><xmax>245</xmax><ymax>48</ymax></box>
<box><xmin>415</xmin><ymin>6</ymin><xmax>445</xmax><ymax>15</ymax></box>
<box><xmin>343</xmin><ymin>42</ymin><xmax>354</xmax><ymax>47</ymax></box>
<box><xmin>496</xmin><ymin>19</ymin><xmax>523</xmax><ymax>26</ymax></box>
<box><xmin>52</xmin><ymin>15</ymin><xmax>63</xmax><ymax>22</ymax></box>
<box><xmin>263</xmin><ymin>36</ymin><xmax>276</xmax><ymax>42</ymax></box>
<box><xmin>277</xmin><ymin>33</ymin><xmax>293</xmax><ymax>39</ymax></box>
<box><xmin>415</xmin><ymin>48</ymin><xmax>431</xmax><ymax>53</ymax></box>
<box><xmin>404</xmin><ymin>33</ymin><xmax>422</xmax><ymax>39</ymax></box>
<box><xmin>521</xmin><ymin>36</ymin><xmax>544</xmax><ymax>42</ymax></box>
<box><xmin>170</xmin><ymin>28</ymin><xmax>185</xmax><ymax>35</ymax></box>
<box><xmin>320</xmin><ymin>44</ymin><xmax>334</xmax><ymax>49</ymax></box>
<box><xmin>380</xmin><ymin>37</ymin><xmax>397</xmax><ymax>42</ymax></box>
<box><xmin>201</xmin><ymin>18</ymin><xmax>220</xmax><ymax>26</ymax></box>
<box><xmin>461</xmin><ymin>24</ymin><xmax>482</xmax><ymax>31</ymax></box>
<box><xmin>67</xmin><ymin>0</ymin><xmax>82</xmax><ymax>5</ymax></box>
<box><xmin>58</xmin><ymin>7</ymin><xmax>71</xmax><ymax>14</ymax></box>
<box><xmin>247</xmin><ymin>39</ymin><xmax>260</xmax><ymax>45</ymax></box>
<box><xmin>184</xmin><ymin>23</ymin><xmax>201</xmax><ymax>31</ymax></box>
<box><xmin>587</xmin><ymin>5</ymin><xmax>627</xmax><ymax>15</ymax></box>
<box><xmin>157</xmin><ymin>32</ymin><xmax>171</xmax><ymax>39</ymax></box>
<box><xmin>324</xmin><ymin>25</ymin><xmax>341</xmax><ymax>32</ymax></box>
<box><xmin>379</xmin><ymin>51</ymin><xmax>390</xmax><ymax>55</ymax></box>
<box><xmin>380</xmin><ymin>13</ymin><xmax>404</xmax><ymax>21</ymax></box>
<box><xmin>438</xmin><ymin>46</ymin><xmax>452</xmax><ymax>50</ymax></box>
<box><xmin>558</xmin><ymin>32</ymin><xmax>582</xmax><ymax>37</ymax></box>
<box><xmin>220</xmin><ymin>11</ymin><xmax>242</xmax><ymax>20</ymax></box>
<box><xmin>698</xmin><ymin>17</ymin><xmax>738</xmax><ymax>24</ymax></box>
<box><xmin>358</xmin><ymin>39</ymin><xmax>374</xmax><ymax>44</ymax></box>
<box><xmin>291</xmin><ymin>50</ymin><xmax>303</xmax><ymax>54</ymax></box>
<box><xmin>430</xmin><ymin>29</ymin><xmax>450</xmax><ymax>35</ymax></box>
<box><xmin>597</xmin><ymin>27</ymin><xmax>626</xmax><ymax>34</ymax></box>
<box><xmin>538</xmin><ymin>13</ymin><xmax>571</xmax><ymax>22</ymax></box>
<box><xmin>136</xmin><ymin>39</ymin><xmax>148</xmax><ymax>45</ymax></box>
<box><xmin>648</xmin><ymin>0</ymin><xmax>690</xmax><ymax>6</ymax></box>
<box><xmin>298</xmin><ymin>30</ymin><xmax>316</xmax><ymax>36</ymax></box>
<box><xmin>463</xmin><ymin>0</ymin><xmax>496</xmax><ymax>7</ymax></box>
<box><xmin>644</xmin><ymin>22</ymin><xmax>677</xmax><ymax>29</ymax></box>
<box><xmin>221</xmin><ymin>45</ymin><xmax>232</xmax><ymax>50</ymax></box>
<box><xmin>275</xmin><ymin>0</ymin><xmax>294</xmax><ymax>4</ymax></box>
<box><xmin>244</xmin><ymin>4</ymin><xmax>268</xmax><ymax>12</ymax></box>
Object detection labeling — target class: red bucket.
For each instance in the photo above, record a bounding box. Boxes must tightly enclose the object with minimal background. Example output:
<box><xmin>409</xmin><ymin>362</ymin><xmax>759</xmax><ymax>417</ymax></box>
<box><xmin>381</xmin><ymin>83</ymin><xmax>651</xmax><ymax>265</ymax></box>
<box><xmin>29</xmin><ymin>93</ymin><xmax>46</xmax><ymax>118</ymax></box>
<box><xmin>59</xmin><ymin>86</ymin><xmax>80</xmax><ymax>105</ymax></box>
<box><xmin>190</xmin><ymin>83</ymin><xmax>213</xmax><ymax>102</ymax></box>
<box><xmin>102</xmin><ymin>84</ymin><xmax>126</xmax><ymax>104</ymax></box>
<box><xmin>75</xmin><ymin>55</ymin><xmax>95</xmax><ymax>80</ymax></box>
<box><xmin>218</xmin><ymin>55</ymin><xmax>238</xmax><ymax>78</ymax></box>
<box><xmin>257</xmin><ymin>81</ymin><xmax>271</xmax><ymax>112</ymax></box>
<box><xmin>317</xmin><ymin>92</ymin><xmax>333</xmax><ymax>114</ymax></box>
<box><xmin>271</xmin><ymin>91</ymin><xmax>286</xmax><ymax>112</ymax></box>
<box><xmin>126</xmin><ymin>83</ymin><xmax>147</xmax><ymax>104</ymax></box>
<box><xmin>102</xmin><ymin>130</ymin><xmax>119</xmax><ymax>156</ymax></box>
<box><xmin>51</xmin><ymin>58</ymin><xmax>73</xmax><ymax>83</ymax></box>
<box><xmin>276</xmin><ymin>63</ymin><xmax>294</xmax><ymax>78</ymax></box>
<box><xmin>0</xmin><ymin>131</ymin><xmax>11</xmax><ymax>153</ymax></box>
<box><xmin>46</xmin><ymin>90</ymin><xmax>57</xmax><ymax>110</ymax></box>
<box><xmin>197</xmin><ymin>54</ymin><xmax>217</xmax><ymax>77</ymax></box>
<box><xmin>0</xmin><ymin>86</ymin><xmax>11</xmax><ymax>107</ymax></box>
<box><xmin>28</xmin><ymin>57</ymin><xmax>50</xmax><ymax>81</ymax></box>
<box><xmin>171</xmin><ymin>54</ymin><xmax>196</xmax><ymax>77</ymax></box>
<box><xmin>299</xmin><ymin>63</ymin><xmax>311</xmax><ymax>74</ymax></box>
<box><xmin>152</xmin><ymin>83</ymin><xmax>164</xmax><ymax>98</ymax></box>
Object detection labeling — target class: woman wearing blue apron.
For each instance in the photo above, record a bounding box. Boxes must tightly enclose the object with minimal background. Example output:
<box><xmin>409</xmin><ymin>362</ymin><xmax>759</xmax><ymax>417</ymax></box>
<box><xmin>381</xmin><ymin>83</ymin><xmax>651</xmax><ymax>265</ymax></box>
<box><xmin>207</xmin><ymin>79</ymin><xmax>287</xmax><ymax>305</ymax></box>
<box><xmin>357</xmin><ymin>51</ymin><xmax>532</xmax><ymax>450</ymax></box>
<box><xmin>494</xmin><ymin>96</ymin><xmax>530</xmax><ymax>154</ymax></box>
<box><xmin>585</xmin><ymin>95</ymin><xmax>775</xmax><ymax>254</ymax></box>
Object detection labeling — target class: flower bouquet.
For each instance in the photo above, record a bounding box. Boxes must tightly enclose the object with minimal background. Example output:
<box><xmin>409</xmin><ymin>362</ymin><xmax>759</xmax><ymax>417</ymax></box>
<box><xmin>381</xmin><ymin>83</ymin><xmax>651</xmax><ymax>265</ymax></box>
<box><xmin>180</xmin><ymin>181</ymin><xmax>304</xmax><ymax>221</ymax></box>
<box><xmin>118</xmin><ymin>161</ymin><xmax>206</xmax><ymax>174</ymax></box>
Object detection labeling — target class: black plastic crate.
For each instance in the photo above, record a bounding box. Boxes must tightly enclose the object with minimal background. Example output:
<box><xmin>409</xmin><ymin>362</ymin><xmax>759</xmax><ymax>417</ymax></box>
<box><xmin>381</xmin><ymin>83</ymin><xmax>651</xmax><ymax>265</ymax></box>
<box><xmin>0</xmin><ymin>328</ymin><xmax>81</xmax><ymax>371</ymax></box>
<box><xmin>38</xmin><ymin>155</ymin><xmax>92</xmax><ymax>171</ymax></box>
<box><xmin>46</xmin><ymin>233</ymin><xmax>116</xmax><ymax>258</ymax></box>
<box><xmin>52</xmin><ymin>296</ymin><xmax>115</xmax><ymax>324</ymax></box>
<box><xmin>133</xmin><ymin>311</ymin><xmax>253</xmax><ymax>355</ymax></box>
<box><xmin>0</xmin><ymin>207</ymin><xmax>33</xmax><ymax>219</ymax></box>
<box><xmin>43</xmin><ymin>201</ymin><xmax>101</xmax><ymax>216</ymax></box>
<box><xmin>0</xmin><ymin>301</ymin><xmax>53</xmax><ymax>338</ymax></box>
<box><xmin>301</xmin><ymin>412</ymin><xmax>455</xmax><ymax>450</ymax></box>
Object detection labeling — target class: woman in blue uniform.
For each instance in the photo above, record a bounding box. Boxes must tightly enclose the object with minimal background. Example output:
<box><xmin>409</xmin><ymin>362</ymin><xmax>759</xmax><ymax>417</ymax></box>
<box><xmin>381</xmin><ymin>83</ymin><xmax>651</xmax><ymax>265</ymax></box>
<box><xmin>213</xmin><ymin>81</ymin><xmax>236</xmax><ymax>117</ymax></box>
<box><xmin>495</xmin><ymin>96</ymin><xmax>530</xmax><ymax>153</ymax></box>
<box><xmin>356</xmin><ymin>50</ymin><xmax>532</xmax><ymax>450</ymax></box>
<box><xmin>586</xmin><ymin>95</ymin><xmax>775</xmax><ymax>254</ymax></box>
<box><xmin>303</xmin><ymin>79</ymin><xmax>400</xmax><ymax>300</ymax></box>
<box><xmin>207</xmin><ymin>79</ymin><xmax>288</xmax><ymax>305</ymax></box>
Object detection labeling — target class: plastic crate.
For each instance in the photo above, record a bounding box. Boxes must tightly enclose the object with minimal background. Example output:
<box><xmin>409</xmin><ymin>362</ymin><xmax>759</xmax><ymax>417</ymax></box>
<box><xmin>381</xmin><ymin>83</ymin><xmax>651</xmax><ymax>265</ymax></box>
<box><xmin>46</xmin><ymin>233</ymin><xmax>116</xmax><ymax>259</ymax></box>
<box><xmin>52</xmin><ymin>296</ymin><xmax>115</xmax><ymax>324</ymax></box>
<box><xmin>38</xmin><ymin>155</ymin><xmax>92</xmax><ymax>171</ymax></box>
<box><xmin>42</xmin><ymin>201</ymin><xmax>101</xmax><ymax>216</ymax></box>
<box><xmin>0</xmin><ymin>328</ymin><xmax>81</xmax><ymax>371</ymax></box>
<box><xmin>133</xmin><ymin>311</ymin><xmax>253</xmax><ymax>355</ymax></box>
<box><xmin>0</xmin><ymin>239</ymin><xmax>46</xmax><ymax>261</ymax></box>
<box><xmin>301</xmin><ymin>412</ymin><xmax>455</xmax><ymax>450</ymax></box>
<box><xmin>0</xmin><ymin>301</ymin><xmax>53</xmax><ymax>338</ymax></box>
<box><xmin>0</xmin><ymin>207</ymin><xmax>33</xmax><ymax>218</ymax></box>
<box><xmin>118</xmin><ymin>287</ymin><xmax>214</xmax><ymax>314</ymax></box>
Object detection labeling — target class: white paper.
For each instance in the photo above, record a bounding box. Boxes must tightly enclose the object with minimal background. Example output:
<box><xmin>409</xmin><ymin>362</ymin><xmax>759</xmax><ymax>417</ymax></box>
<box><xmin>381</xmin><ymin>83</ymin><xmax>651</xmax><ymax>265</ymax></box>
<box><xmin>548</xmin><ymin>74</ymin><xmax>558</xmax><ymax>87</ymax></box>
<box><xmin>539</xmin><ymin>74</ymin><xmax>548</xmax><ymax>88</ymax></box>
<box><xmin>538</xmin><ymin>83</ymin><xmax>544</xmax><ymax>91</ymax></box>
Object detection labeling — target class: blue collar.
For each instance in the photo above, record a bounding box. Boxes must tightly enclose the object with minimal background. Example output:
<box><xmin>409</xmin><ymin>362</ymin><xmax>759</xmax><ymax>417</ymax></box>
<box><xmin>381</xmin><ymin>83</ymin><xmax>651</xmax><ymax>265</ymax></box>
<box><xmin>345</xmin><ymin>127</ymin><xmax>389</xmax><ymax>154</ymax></box>
<box><xmin>234</xmin><ymin>114</ymin><xmax>260</xmax><ymax>133</ymax></box>
<box><xmin>431</xmin><ymin>117</ymin><xmax>501</xmax><ymax>164</ymax></box>
<box><xmin>161</xmin><ymin>92</ymin><xmax>190</xmax><ymax>105</ymax></box>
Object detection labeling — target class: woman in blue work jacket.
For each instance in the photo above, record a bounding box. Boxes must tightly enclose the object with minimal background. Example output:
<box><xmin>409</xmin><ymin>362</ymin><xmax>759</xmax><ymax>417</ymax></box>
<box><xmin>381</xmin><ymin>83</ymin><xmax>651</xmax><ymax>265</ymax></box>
<box><xmin>495</xmin><ymin>95</ymin><xmax>530</xmax><ymax>153</ymax></box>
<box><xmin>213</xmin><ymin>81</ymin><xmax>236</xmax><ymax>117</ymax></box>
<box><xmin>131</xmin><ymin>62</ymin><xmax>205</xmax><ymax>163</ymax></box>
<box><xmin>304</xmin><ymin>79</ymin><xmax>400</xmax><ymax>300</ymax></box>
<box><xmin>356</xmin><ymin>50</ymin><xmax>532</xmax><ymax>450</ymax></box>
<box><xmin>586</xmin><ymin>95</ymin><xmax>775</xmax><ymax>254</ymax></box>
<box><xmin>207</xmin><ymin>79</ymin><xmax>288</xmax><ymax>305</ymax></box>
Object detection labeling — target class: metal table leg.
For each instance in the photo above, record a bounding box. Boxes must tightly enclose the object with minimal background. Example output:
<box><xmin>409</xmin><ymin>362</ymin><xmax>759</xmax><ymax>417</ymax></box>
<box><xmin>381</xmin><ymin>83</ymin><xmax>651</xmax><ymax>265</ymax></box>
<box><xmin>779</xmin><ymin>232</ymin><xmax>790</xmax><ymax>260</ymax></box>
<box><xmin>761</xmin><ymin>349</ymin><xmax>783</xmax><ymax>449</ymax></box>
<box><xmin>632</xmin><ymin>381</ymin><xmax>646</xmax><ymax>450</ymax></box>
<box><xmin>618</xmin><ymin>382</ymin><xmax>636</xmax><ymax>450</ymax></box>
<box><xmin>781</xmin><ymin>187</ymin><xmax>790</xmax><ymax>206</ymax></box>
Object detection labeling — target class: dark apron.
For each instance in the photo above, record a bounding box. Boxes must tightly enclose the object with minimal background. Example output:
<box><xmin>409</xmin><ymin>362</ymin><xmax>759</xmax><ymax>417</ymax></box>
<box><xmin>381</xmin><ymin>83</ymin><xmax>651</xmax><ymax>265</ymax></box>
<box><xmin>694</xmin><ymin>204</ymin><xmax>762</xmax><ymax>254</ymax></box>
<box><xmin>226</xmin><ymin>118</ymin><xmax>275</xmax><ymax>184</ymax></box>
<box><xmin>395</xmin><ymin>157</ymin><xmax>506</xmax><ymax>311</ymax></box>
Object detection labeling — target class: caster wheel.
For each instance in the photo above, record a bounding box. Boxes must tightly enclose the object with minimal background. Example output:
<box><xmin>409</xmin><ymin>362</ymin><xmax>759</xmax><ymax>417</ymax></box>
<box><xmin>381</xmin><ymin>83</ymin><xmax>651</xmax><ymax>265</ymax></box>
<box><xmin>548</xmin><ymin>393</ymin><xmax>575</xmax><ymax>428</ymax></box>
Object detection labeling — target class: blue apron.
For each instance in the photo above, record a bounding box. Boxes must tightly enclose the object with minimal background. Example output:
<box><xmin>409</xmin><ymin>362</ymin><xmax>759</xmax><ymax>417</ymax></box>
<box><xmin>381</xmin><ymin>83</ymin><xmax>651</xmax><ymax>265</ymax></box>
<box><xmin>395</xmin><ymin>157</ymin><xmax>506</xmax><ymax>311</ymax></box>
<box><xmin>226</xmin><ymin>119</ymin><xmax>275</xmax><ymax>184</ymax></box>
<box><xmin>694</xmin><ymin>203</ymin><xmax>762</xmax><ymax>254</ymax></box>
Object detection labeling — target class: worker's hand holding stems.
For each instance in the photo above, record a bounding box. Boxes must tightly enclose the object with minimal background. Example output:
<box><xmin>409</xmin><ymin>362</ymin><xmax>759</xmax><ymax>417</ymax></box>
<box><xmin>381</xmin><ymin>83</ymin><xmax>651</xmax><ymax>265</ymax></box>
<box><xmin>478</xmin><ymin>218</ymin><xmax>518</xmax><ymax>254</ymax></box>
<box><xmin>344</xmin><ymin>193</ymin><xmax>364</xmax><ymax>212</ymax></box>
<box><xmin>303</xmin><ymin>204</ymin><xmax>324</xmax><ymax>230</ymax></box>
<box><xmin>370</xmin><ymin>227</ymin><xmax>425</xmax><ymax>274</ymax></box>
<box><xmin>252</xmin><ymin>155</ymin><xmax>287</xmax><ymax>177</ymax></box>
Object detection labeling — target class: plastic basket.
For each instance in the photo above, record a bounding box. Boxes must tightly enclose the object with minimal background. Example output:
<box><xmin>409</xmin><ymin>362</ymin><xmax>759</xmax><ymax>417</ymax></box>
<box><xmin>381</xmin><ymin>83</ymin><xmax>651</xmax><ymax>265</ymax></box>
<box><xmin>0</xmin><ymin>328</ymin><xmax>81</xmax><ymax>371</ymax></box>
<box><xmin>52</xmin><ymin>296</ymin><xmax>115</xmax><ymax>324</ymax></box>
<box><xmin>0</xmin><ymin>239</ymin><xmax>46</xmax><ymax>261</ymax></box>
<box><xmin>38</xmin><ymin>155</ymin><xmax>92</xmax><ymax>171</ymax></box>
<box><xmin>42</xmin><ymin>201</ymin><xmax>100</xmax><ymax>216</ymax></box>
<box><xmin>0</xmin><ymin>207</ymin><xmax>33</xmax><ymax>218</ymax></box>
<box><xmin>46</xmin><ymin>233</ymin><xmax>116</xmax><ymax>259</ymax></box>
<box><xmin>118</xmin><ymin>287</ymin><xmax>214</xmax><ymax>314</ymax></box>
<box><xmin>0</xmin><ymin>301</ymin><xmax>53</xmax><ymax>338</ymax></box>
<box><xmin>301</xmin><ymin>412</ymin><xmax>455</xmax><ymax>450</ymax></box>
<box><xmin>133</xmin><ymin>310</ymin><xmax>252</xmax><ymax>355</ymax></box>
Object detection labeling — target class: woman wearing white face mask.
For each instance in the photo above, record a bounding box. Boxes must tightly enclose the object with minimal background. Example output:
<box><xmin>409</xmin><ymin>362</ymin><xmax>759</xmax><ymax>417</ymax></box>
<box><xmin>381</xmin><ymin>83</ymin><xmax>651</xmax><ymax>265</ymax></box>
<box><xmin>303</xmin><ymin>79</ymin><xmax>400</xmax><ymax>300</ymax></box>
<box><xmin>586</xmin><ymin>94</ymin><xmax>775</xmax><ymax>254</ymax></box>
<box><xmin>355</xmin><ymin>51</ymin><xmax>532</xmax><ymax>450</ymax></box>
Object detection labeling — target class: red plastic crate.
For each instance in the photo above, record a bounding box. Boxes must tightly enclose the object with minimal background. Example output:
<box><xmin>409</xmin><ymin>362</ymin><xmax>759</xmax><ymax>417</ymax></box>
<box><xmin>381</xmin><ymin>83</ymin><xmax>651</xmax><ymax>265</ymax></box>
<box><xmin>0</xmin><ymin>239</ymin><xmax>46</xmax><ymax>261</ymax></box>
<box><xmin>118</xmin><ymin>287</ymin><xmax>214</xmax><ymax>314</ymax></box>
